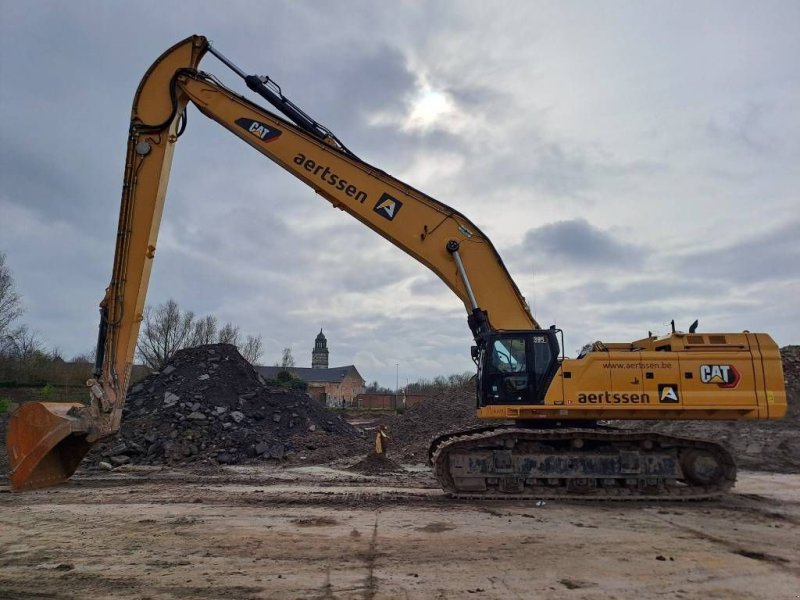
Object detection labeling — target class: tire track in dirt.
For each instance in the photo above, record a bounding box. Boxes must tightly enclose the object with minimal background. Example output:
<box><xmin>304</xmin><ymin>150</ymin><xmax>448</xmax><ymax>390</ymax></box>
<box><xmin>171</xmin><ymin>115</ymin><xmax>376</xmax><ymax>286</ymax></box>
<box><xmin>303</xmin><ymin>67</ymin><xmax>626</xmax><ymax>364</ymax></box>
<box><xmin>653</xmin><ymin>514</ymin><xmax>800</xmax><ymax>577</ymax></box>
<box><xmin>362</xmin><ymin>513</ymin><xmax>380</xmax><ymax>600</ymax></box>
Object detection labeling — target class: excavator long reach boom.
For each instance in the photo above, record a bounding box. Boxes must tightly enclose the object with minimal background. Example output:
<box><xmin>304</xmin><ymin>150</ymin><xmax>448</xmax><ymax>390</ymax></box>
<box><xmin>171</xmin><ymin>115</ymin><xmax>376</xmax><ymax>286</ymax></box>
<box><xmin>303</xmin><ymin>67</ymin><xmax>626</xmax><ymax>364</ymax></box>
<box><xmin>7</xmin><ymin>35</ymin><xmax>786</xmax><ymax>497</ymax></box>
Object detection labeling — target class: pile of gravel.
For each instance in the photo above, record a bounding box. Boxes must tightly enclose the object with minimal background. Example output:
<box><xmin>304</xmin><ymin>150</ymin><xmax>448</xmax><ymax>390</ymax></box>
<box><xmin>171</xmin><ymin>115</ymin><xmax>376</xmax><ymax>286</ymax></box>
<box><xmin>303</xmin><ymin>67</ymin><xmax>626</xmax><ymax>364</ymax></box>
<box><xmin>347</xmin><ymin>452</ymin><xmax>404</xmax><ymax>474</ymax></box>
<box><xmin>388</xmin><ymin>382</ymin><xmax>484</xmax><ymax>463</ymax></box>
<box><xmin>91</xmin><ymin>344</ymin><xmax>367</xmax><ymax>466</ymax></box>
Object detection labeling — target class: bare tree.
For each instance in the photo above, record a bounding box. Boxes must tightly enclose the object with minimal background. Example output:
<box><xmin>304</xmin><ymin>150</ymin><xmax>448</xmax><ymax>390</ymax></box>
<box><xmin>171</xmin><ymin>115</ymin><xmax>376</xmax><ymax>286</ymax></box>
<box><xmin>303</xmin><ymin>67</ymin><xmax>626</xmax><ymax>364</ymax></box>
<box><xmin>217</xmin><ymin>322</ymin><xmax>241</xmax><ymax>346</ymax></box>
<box><xmin>71</xmin><ymin>348</ymin><xmax>96</xmax><ymax>364</ymax></box>
<box><xmin>278</xmin><ymin>347</ymin><xmax>295</xmax><ymax>369</ymax></box>
<box><xmin>365</xmin><ymin>380</ymin><xmax>392</xmax><ymax>393</ymax></box>
<box><xmin>136</xmin><ymin>299</ymin><xmax>195</xmax><ymax>369</ymax></box>
<box><xmin>406</xmin><ymin>371</ymin><xmax>474</xmax><ymax>395</ymax></box>
<box><xmin>189</xmin><ymin>314</ymin><xmax>218</xmax><ymax>346</ymax></box>
<box><xmin>0</xmin><ymin>252</ymin><xmax>23</xmax><ymax>337</ymax></box>
<box><xmin>135</xmin><ymin>299</ymin><xmax>267</xmax><ymax>369</ymax></box>
<box><xmin>240</xmin><ymin>334</ymin><xmax>263</xmax><ymax>364</ymax></box>
<box><xmin>2</xmin><ymin>325</ymin><xmax>45</xmax><ymax>361</ymax></box>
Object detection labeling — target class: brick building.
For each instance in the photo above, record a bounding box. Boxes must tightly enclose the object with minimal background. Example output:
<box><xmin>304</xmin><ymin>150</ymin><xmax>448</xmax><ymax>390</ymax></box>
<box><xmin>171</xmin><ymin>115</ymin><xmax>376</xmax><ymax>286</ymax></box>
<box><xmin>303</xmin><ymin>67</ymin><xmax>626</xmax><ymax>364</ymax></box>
<box><xmin>255</xmin><ymin>330</ymin><xmax>365</xmax><ymax>407</ymax></box>
<box><xmin>355</xmin><ymin>393</ymin><xmax>429</xmax><ymax>410</ymax></box>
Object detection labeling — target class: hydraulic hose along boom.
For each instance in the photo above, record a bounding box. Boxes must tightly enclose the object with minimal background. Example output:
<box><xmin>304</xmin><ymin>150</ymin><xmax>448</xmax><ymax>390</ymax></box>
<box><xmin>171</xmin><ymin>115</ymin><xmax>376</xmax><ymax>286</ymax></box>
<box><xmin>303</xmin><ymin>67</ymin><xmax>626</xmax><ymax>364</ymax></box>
<box><xmin>7</xmin><ymin>36</ymin><xmax>786</xmax><ymax>497</ymax></box>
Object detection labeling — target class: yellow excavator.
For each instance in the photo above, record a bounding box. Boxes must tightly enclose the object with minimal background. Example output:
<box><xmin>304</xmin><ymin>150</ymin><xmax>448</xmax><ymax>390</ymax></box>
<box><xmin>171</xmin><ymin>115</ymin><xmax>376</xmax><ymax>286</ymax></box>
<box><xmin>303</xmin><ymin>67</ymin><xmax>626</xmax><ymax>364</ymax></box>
<box><xmin>7</xmin><ymin>35</ymin><xmax>786</xmax><ymax>498</ymax></box>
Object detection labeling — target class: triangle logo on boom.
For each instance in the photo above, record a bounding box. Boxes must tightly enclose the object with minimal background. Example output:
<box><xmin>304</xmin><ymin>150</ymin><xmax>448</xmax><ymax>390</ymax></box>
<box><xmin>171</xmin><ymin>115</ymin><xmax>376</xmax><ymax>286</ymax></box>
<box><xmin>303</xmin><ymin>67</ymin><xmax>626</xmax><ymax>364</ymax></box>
<box><xmin>373</xmin><ymin>193</ymin><xmax>403</xmax><ymax>221</ymax></box>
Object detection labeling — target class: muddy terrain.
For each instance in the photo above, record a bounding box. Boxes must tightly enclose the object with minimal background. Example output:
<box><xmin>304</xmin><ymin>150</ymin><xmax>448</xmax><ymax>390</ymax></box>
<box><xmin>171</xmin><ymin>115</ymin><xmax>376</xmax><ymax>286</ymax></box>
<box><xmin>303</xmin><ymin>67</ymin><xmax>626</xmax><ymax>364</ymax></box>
<box><xmin>1</xmin><ymin>465</ymin><xmax>798</xmax><ymax>599</ymax></box>
<box><xmin>1</xmin><ymin>345</ymin><xmax>798</xmax><ymax>598</ymax></box>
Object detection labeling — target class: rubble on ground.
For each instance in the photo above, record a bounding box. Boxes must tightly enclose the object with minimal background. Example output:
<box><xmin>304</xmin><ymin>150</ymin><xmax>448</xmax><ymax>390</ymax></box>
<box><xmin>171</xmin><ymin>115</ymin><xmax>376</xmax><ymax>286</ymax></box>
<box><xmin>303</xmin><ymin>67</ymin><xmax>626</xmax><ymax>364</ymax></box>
<box><xmin>90</xmin><ymin>344</ymin><xmax>368</xmax><ymax>467</ymax></box>
<box><xmin>347</xmin><ymin>452</ymin><xmax>404</xmax><ymax>474</ymax></box>
<box><xmin>387</xmin><ymin>383</ymin><xmax>485</xmax><ymax>463</ymax></box>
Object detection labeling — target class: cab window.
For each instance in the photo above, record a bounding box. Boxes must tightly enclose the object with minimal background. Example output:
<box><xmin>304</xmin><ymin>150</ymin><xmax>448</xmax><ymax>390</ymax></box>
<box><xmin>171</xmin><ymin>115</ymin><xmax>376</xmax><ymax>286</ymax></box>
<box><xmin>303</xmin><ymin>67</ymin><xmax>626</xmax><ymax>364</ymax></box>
<box><xmin>491</xmin><ymin>338</ymin><xmax>527</xmax><ymax>373</ymax></box>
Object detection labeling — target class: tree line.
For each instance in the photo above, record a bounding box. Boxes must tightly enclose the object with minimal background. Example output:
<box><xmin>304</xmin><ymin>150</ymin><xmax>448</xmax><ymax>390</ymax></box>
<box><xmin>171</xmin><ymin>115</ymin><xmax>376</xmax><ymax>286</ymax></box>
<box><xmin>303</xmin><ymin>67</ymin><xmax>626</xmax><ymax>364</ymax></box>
<box><xmin>365</xmin><ymin>372</ymin><xmax>474</xmax><ymax>395</ymax></box>
<box><xmin>0</xmin><ymin>251</ymin><xmax>269</xmax><ymax>379</ymax></box>
<box><xmin>136</xmin><ymin>298</ymin><xmax>263</xmax><ymax>368</ymax></box>
<box><xmin>0</xmin><ymin>252</ymin><xmax>46</xmax><ymax>362</ymax></box>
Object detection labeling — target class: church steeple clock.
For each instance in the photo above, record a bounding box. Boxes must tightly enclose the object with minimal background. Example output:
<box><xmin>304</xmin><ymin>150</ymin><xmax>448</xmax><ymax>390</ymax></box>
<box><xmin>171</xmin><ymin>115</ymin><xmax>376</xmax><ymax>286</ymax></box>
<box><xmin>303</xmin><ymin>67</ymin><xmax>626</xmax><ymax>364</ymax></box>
<box><xmin>312</xmin><ymin>329</ymin><xmax>329</xmax><ymax>369</ymax></box>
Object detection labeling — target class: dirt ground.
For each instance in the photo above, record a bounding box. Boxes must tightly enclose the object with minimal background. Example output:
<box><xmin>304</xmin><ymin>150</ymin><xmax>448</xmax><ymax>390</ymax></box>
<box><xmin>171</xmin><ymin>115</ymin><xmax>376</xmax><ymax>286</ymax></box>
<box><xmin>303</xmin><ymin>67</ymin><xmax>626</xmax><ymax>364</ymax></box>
<box><xmin>1</xmin><ymin>465</ymin><xmax>799</xmax><ymax>600</ymax></box>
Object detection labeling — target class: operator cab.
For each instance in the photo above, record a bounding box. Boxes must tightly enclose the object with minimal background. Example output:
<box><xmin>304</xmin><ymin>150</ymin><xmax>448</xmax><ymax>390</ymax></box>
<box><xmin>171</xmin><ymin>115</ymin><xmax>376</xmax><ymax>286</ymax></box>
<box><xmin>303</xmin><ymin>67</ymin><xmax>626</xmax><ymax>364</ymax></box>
<box><xmin>475</xmin><ymin>330</ymin><xmax>561</xmax><ymax>406</ymax></box>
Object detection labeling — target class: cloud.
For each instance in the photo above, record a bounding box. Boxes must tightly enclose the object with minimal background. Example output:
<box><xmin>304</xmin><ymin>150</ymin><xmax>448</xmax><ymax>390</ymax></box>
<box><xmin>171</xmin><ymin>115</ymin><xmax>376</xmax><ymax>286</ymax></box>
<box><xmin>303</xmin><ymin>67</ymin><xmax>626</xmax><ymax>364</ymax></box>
<box><xmin>676</xmin><ymin>220</ymin><xmax>800</xmax><ymax>284</ymax></box>
<box><xmin>1</xmin><ymin>2</ymin><xmax>798</xmax><ymax>386</ymax></box>
<box><xmin>707</xmin><ymin>103</ymin><xmax>774</xmax><ymax>153</ymax></box>
<box><xmin>514</xmin><ymin>218</ymin><xmax>645</xmax><ymax>272</ymax></box>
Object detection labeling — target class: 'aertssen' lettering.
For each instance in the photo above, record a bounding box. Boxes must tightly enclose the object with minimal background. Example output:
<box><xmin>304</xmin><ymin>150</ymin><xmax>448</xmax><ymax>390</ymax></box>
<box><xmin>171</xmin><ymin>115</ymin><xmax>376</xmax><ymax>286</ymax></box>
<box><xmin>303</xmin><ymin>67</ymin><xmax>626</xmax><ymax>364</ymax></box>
<box><xmin>293</xmin><ymin>153</ymin><xmax>367</xmax><ymax>204</ymax></box>
<box><xmin>577</xmin><ymin>392</ymin><xmax>651</xmax><ymax>404</ymax></box>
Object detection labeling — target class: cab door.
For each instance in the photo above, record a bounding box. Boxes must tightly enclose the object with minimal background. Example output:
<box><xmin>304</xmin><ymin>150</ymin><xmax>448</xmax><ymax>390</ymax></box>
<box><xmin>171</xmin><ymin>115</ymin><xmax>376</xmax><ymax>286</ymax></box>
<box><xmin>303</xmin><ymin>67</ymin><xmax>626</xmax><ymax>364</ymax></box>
<box><xmin>479</xmin><ymin>331</ymin><xmax>559</xmax><ymax>406</ymax></box>
<box><xmin>483</xmin><ymin>337</ymin><xmax>532</xmax><ymax>405</ymax></box>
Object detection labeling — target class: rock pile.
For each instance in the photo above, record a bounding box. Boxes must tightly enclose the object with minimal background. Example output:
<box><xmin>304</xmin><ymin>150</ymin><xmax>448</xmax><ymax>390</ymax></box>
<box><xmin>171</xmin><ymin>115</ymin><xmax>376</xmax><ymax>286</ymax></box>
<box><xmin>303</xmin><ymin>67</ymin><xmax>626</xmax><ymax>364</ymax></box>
<box><xmin>92</xmin><ymin>344</ymin><xmax>366</xmax><ymax>466</ymax></box>
<box><xmin>347</xmin><ymin>452</ymin><xmax>404</xmax><ymax>474</ymax></box>
<box><xmin>782</xmin><ymin>345</ymin><xmax>800</xmax><ymax>421</ymax></box>
<box><xmin>388</xmin><ymin>382</ymin><xmax>484</xmax><ymax>462</ymax></box>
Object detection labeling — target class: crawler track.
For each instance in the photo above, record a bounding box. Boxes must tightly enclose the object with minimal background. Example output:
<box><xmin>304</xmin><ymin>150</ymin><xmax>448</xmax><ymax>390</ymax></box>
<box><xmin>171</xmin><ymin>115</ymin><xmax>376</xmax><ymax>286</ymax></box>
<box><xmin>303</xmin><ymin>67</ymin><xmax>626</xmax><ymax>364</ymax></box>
<box><xmin>429</xmin><ymin>425</ymin><xmax>736</xmax><ymax>500</ymax></box>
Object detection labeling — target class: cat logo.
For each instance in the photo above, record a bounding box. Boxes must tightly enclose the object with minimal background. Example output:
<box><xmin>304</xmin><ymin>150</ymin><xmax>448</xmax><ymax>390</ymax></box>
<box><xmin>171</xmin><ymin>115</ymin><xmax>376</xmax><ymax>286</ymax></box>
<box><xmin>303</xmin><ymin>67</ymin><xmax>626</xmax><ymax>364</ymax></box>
<box><xmin>658</xmin><ymin>384</ymin><xmax>679</xmax><ymax>403</ymax></box>
<box><xmin>234</xmin><ymin>118</ymin><xmax>281</xmax><ymax>143</ymax></box>
<box><xmin>699</xmin><ymin>364</ymin><xmax>740</xmax><ymax>389</ymax></box>
<box><xmin>373</xmin><ymin>192</ymin><xmax>403</xmax><ymax>221</ymax></box>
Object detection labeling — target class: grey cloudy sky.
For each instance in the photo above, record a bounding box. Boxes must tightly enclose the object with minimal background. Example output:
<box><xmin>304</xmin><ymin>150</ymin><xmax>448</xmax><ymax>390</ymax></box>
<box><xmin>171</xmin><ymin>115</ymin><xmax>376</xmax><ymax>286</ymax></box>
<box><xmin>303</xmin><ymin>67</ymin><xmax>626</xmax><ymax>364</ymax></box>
<box><xmin>1</xmin><ymin>1</ymin><xmax>798</xmax><ymax>386</ymax></box>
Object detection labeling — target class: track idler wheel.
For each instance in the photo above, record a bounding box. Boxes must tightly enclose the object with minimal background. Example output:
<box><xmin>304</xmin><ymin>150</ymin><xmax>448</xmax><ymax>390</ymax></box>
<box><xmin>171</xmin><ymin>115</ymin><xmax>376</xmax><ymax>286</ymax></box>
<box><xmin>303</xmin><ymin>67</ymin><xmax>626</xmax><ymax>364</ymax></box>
<box><xmin>679</xmin><ymin>448</ymin><xmax>725</xmax><ymax>487</ymax></box>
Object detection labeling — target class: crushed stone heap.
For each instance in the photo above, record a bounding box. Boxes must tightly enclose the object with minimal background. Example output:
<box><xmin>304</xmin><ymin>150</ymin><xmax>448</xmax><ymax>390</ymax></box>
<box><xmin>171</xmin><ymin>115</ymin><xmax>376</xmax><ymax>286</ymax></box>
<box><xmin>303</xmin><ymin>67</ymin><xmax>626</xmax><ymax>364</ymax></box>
<box><xmin>347</xmin><ymin>452</ymin><xmax>404</xmax><ymax>474</ymax></box>
<box><xmin>92</xmin><ymin>344</ymin><xmax>366</xmax><ymax>467</ymax></box>
<box><xmin>388</xmin><ymin>382</ymin><xmax>484</xmax><ymax>463</ymax></box>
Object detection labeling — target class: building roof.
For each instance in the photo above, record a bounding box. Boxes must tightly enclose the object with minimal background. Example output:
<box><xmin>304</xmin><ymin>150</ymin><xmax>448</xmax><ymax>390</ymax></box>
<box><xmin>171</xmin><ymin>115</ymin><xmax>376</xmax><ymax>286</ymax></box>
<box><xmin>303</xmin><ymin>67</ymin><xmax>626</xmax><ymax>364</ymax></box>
<box><xmin>255</xmin><ymin>365</ymin><xmax>363</xmax><ymax>384</ymax></box>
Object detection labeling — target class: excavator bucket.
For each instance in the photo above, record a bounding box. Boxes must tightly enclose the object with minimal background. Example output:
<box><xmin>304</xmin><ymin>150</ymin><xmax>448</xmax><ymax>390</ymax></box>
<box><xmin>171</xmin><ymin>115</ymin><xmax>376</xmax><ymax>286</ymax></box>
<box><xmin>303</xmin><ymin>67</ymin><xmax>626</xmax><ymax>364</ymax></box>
<box><xmin>6</xmin><ymin>402</ymin><xmax>94</xmax><ymax>491</ymax></box>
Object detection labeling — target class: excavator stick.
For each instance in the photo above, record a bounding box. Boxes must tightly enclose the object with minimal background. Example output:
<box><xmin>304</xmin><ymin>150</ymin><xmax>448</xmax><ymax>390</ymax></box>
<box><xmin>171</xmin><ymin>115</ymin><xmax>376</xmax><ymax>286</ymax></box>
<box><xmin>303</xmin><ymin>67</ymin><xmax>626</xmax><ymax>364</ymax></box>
<box><xmin>4</xmin><ymin>35</ymin><xmax>208</xmax><ymax>492</ymax></box>
<box><xmin>6</xmin><ymin>402</ymin><xmax>93</xmax><ymax>491</ymax></box>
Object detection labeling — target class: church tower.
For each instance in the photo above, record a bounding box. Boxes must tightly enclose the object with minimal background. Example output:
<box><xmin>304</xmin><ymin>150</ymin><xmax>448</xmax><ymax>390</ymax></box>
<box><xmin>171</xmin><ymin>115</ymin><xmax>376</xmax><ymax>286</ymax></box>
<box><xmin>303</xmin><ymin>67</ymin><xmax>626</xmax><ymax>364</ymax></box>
<box><xmin>312</xmin><ymin>329</ymin><xmax>329</xmax><ymax>369</ymax></box>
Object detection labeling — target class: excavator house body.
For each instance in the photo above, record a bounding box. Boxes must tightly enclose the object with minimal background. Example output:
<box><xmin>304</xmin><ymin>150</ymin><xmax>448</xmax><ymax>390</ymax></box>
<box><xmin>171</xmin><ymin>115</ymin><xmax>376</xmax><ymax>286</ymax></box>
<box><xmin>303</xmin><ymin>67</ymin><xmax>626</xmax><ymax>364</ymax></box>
<box><xmin>477</xmin><ymin>330</ymin><xmax>786</xmax><ymax>422</ymax></box>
